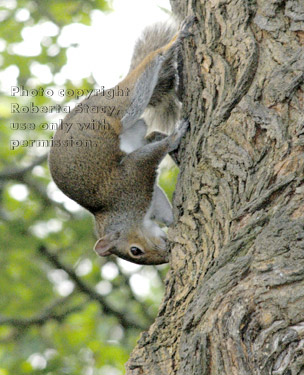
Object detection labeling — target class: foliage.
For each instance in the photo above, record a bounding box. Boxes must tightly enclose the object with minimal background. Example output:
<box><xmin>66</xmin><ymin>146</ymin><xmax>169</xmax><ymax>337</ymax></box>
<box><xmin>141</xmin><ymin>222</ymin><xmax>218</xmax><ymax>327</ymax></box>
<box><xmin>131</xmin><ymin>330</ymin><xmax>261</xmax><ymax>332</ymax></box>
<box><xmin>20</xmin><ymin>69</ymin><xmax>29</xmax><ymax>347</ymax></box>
<box><xmin>0</xmin><ymin>1</ymin><xmax>173</xmax><ymax>374</ymax></box>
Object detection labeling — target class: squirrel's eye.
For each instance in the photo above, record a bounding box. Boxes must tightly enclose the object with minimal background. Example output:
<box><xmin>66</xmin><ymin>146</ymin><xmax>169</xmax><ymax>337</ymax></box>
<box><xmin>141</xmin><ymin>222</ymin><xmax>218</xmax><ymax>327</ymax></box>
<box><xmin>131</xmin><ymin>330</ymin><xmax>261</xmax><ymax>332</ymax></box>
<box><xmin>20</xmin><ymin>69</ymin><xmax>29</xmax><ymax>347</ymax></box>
<box><xmin>130</xmin><ymin>246</ymin><xmax>144</xmax><ymax>257</ymax></box>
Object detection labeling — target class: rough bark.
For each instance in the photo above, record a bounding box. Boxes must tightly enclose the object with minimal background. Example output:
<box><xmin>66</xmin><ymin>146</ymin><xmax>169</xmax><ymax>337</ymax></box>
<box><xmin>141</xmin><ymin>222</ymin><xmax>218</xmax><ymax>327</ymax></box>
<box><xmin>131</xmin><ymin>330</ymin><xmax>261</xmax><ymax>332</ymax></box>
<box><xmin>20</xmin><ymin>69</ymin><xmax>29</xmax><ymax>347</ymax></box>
<box><xmin>126</xmin><ymin>0</ymin><xmax>304</xmax><ymax>374</ymax></box>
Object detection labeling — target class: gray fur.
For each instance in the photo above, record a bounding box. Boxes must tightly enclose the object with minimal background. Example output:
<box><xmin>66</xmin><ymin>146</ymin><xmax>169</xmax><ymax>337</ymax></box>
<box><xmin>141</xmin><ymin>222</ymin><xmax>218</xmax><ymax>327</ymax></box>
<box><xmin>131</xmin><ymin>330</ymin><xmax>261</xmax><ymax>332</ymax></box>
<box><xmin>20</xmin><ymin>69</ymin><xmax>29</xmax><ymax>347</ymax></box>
<box><xmin>119</xmin><ymin>119</ymin><xmax>147</xmax><ymax>153</ymax></box>
<box><xmin>129</xmin><ymin>21</ymin><xmax>181</xmax><ymax>133</ymax></box>
<box><xmin>148</xmin><ymin>185</ymin><xmax>174</xmax><ymax>226</ymax></box>
<box><xmin>121</xmin><ymin>55</ymin><xmax>164</xmax><ymax>130</ymax></box>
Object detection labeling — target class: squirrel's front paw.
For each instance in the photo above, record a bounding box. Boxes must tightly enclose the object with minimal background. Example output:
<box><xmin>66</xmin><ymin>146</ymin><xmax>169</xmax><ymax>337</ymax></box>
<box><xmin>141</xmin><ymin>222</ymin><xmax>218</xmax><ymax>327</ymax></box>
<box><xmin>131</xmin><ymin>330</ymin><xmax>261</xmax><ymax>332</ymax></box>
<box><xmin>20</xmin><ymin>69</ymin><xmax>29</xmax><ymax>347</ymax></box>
<box><xmin>168</xmin><ymin>119</ymin><xmax>189</xmax><ymax>151</ymax></box>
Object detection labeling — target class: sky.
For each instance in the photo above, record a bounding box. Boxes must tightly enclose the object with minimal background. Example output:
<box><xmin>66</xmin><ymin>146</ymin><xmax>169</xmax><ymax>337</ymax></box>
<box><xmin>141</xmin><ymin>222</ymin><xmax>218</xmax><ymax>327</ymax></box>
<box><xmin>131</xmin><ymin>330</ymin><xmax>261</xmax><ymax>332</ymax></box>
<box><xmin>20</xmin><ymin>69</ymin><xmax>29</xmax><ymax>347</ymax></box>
<box><xmin>1</xmin><ymin>0</ymin><xmax>172</xmax><ymax>92</ymax></box>
<box><xmin>61</xmin><ymin>0</ymin><xmax>172</xmax><ymax>88</ymax></box>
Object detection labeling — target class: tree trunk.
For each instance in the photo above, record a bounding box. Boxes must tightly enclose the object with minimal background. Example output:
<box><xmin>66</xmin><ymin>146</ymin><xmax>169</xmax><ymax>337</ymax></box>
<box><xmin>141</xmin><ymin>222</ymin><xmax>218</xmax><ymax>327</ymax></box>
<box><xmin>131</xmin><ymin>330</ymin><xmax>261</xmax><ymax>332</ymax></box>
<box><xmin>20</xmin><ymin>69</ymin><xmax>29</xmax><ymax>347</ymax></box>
<box><xmin>126</xmin><ymin>0</ymin><xmax>304</xmax><ymax>374</ymax></box>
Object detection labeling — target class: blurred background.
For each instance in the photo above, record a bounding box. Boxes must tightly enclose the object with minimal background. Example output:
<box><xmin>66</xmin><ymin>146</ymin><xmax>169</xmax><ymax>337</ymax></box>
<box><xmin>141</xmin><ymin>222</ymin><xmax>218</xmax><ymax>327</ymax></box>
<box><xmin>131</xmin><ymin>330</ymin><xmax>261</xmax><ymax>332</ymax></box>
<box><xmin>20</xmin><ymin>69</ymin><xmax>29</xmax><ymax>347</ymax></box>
<box><xmin>0</xmin><ymin>0</ymin><xmax>179</xmax><ymax>374</ymax></box>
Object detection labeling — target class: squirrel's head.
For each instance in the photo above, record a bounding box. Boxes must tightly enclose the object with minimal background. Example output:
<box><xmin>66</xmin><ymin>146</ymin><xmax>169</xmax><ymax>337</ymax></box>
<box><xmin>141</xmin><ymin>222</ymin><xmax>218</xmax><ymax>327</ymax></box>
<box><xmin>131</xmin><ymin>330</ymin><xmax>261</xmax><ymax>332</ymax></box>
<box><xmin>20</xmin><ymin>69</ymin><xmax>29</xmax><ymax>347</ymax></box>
<box><xmin>94</xmin><ymin>219</ymin><xmax>169</xmax><ymax>265</ymax></box>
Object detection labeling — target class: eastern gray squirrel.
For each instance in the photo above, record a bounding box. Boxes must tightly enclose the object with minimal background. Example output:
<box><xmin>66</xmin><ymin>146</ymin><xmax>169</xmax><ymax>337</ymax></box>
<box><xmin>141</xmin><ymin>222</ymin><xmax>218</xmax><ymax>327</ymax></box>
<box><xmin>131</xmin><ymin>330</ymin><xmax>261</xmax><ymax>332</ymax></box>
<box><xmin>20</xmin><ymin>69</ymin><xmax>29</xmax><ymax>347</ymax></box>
<box><xmin>49</xmin><ymin>17</ymin><xmax>194</xmax><ymax>265</ymax></box>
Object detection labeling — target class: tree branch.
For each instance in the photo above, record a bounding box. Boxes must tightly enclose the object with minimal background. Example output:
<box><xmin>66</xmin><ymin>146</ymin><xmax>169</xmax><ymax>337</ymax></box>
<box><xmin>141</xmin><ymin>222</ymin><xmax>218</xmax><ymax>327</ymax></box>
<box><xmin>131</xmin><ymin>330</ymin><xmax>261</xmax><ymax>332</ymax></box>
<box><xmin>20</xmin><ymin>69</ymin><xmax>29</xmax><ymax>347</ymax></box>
<box><xmin>0</xmin><ymin>155</ymin><xmax>76</xmax><ymax>218</ymax></box>
<box><xmin>38</xmin><ymin>245</ymin><xmax>147</xmax><ymax>330</ymax></box>
<box><xmin>0</xmin><ymin>154</ymin><xmax>48</xmax><ymax>180</ymax></box>
<box><xmin>115</xmin><ymin>261</ymin><xmax>155</xmax><ymax>323</ymax></box>
<box><xmin>0</xmin><ymin>296</ymin><xmax>83</xmax><ymax>328</ymax></box>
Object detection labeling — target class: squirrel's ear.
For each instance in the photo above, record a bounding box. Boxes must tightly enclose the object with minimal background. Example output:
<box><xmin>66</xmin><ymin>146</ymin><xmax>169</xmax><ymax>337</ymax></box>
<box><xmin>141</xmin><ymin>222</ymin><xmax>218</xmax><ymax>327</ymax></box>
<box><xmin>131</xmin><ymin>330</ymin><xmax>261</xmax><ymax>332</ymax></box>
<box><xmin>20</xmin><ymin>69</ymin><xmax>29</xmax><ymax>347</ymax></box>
<box><xmin>94</xmin><ymin>233</ymin><xmax>118</xmax><ymax>257</ymax></box>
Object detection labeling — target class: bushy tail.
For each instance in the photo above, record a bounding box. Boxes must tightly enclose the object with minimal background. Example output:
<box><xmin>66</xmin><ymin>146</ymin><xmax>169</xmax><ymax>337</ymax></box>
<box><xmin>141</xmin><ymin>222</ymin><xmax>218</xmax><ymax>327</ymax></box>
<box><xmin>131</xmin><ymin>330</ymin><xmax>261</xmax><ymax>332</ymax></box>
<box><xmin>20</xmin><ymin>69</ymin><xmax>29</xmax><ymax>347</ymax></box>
<box><xmin>129</xmin><ymin>21</ymin><xmax>181</xmax><ymax>133</ymax></box>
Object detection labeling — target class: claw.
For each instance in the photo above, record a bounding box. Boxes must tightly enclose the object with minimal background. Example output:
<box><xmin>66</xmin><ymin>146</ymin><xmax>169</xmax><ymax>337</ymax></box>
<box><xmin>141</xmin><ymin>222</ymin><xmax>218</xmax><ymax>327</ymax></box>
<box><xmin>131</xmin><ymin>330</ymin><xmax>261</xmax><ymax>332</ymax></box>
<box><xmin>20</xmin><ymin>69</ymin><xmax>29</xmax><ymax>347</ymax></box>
<box><xmin>179</xmin><ymin>15</ymin><xmax>196</xmax><ymax>39</ymax></box>
<box><xmin>176</xmin><ymin>119</ymin><xmax>190</xmax><ymax>138</ymax></box>
<box><xmin>168</xmin><ymin>119</ymin><xmax>190</xmax><ymax>151</ymax></box>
